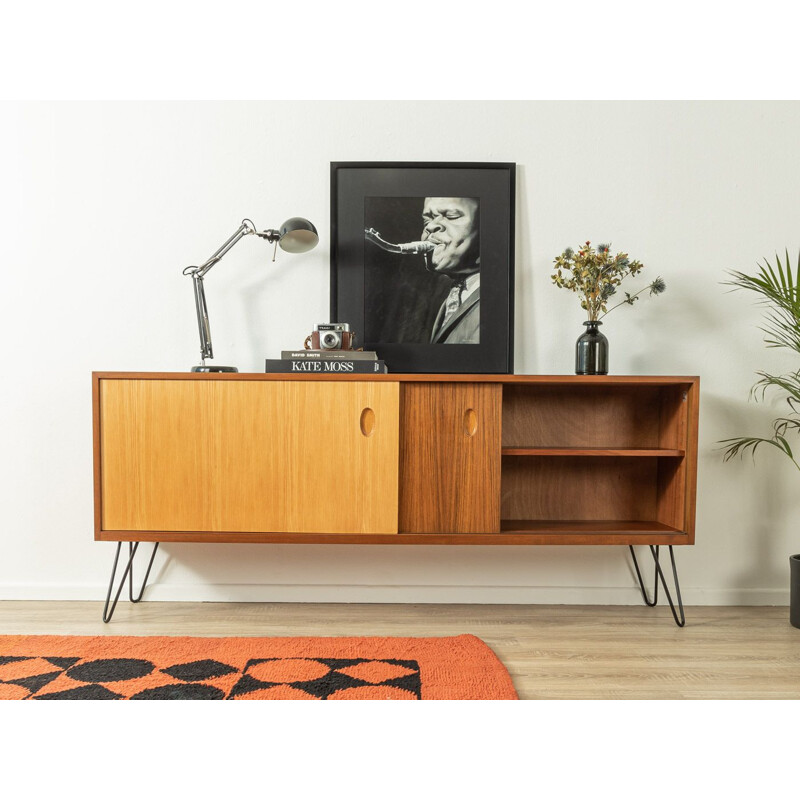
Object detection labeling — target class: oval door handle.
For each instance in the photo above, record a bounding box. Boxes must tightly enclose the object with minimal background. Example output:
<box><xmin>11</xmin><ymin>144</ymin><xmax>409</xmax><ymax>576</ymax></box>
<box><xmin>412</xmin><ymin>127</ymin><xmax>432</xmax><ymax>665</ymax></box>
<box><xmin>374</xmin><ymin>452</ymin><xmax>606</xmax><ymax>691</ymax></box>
<box><xmin>360</xmin><ymin>407</ymin><xmax>376</xmax><ymax>437</ymax></box>
<box><xmin>463</xmin><ymin>408</ymin><xmax>478</xmax><ymax>437</ymax></box>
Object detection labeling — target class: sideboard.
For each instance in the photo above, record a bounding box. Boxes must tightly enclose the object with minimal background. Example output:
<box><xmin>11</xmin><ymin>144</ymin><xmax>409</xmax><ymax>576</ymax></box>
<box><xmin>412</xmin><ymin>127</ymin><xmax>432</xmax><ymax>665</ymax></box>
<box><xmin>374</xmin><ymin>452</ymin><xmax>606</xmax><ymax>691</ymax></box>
<box><xmin>93</xmin><ymin>372</ymin><xmax>699</xmax><ymax>623</ymax></box>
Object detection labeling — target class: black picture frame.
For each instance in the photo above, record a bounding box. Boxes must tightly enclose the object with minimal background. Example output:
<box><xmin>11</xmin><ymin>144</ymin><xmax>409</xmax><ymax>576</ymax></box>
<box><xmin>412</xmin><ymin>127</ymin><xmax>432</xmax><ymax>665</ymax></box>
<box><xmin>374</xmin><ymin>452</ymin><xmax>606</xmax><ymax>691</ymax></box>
<box><xmin>330</xmin><ymin>162</ymin><xmax>515</xmax><ymax>373</ymax></box>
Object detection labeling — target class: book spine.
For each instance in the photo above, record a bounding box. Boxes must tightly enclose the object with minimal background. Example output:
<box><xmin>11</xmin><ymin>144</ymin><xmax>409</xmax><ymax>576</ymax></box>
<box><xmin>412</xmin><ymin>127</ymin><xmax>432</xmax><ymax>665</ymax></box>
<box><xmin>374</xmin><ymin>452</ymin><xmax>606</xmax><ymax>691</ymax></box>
<box><xmin>265</xmin><ymin>360</ymin><xmax>388</xmax><ymax>374</ymax></box>
<box><xmin>281</xmin><ymin>350</ymin><xmax>378</xmax><ymax>361</ymax></box>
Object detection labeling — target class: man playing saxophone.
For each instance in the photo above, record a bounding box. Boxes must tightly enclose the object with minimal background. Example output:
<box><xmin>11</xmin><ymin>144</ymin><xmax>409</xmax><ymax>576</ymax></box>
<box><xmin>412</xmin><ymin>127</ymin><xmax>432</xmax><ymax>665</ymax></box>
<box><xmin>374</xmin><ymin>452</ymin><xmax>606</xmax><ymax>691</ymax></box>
<box><xmin>365</xmin><ymin>196</ymin><xmax>481</xmax><ymax>344</ymax></box>
<box><xmin>420</xmin><ymin>197</ymin><xmax>480</xmax><ymax>344</ymax></box>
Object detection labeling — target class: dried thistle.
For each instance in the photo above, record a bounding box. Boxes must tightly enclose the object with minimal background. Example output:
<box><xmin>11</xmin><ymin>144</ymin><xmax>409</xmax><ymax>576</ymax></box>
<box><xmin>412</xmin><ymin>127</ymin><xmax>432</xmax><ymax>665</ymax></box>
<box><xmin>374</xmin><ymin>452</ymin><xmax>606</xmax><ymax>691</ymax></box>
<box><xmin>551</xmin><ymin>241</ymin><xmax>664</xmax><ymax>321</ymax></box>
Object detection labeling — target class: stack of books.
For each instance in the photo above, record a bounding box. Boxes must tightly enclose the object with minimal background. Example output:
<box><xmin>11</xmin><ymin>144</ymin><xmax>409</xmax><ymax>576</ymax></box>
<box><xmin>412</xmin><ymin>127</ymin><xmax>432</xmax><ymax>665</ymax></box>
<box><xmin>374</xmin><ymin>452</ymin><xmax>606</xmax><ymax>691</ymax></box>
<box><xmin>265</xmin><ymin>350</ymin><xmax>388</xmax><ymax>373</ymax></box>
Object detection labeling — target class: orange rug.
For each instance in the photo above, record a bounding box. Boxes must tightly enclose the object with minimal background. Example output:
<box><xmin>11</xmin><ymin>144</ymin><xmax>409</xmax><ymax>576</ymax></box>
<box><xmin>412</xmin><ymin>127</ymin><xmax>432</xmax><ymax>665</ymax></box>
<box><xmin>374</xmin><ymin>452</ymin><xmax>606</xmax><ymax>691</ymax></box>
<box><xmin>0</xmin><ymin>633</ymin><xmax>517</xmax><ymax>700</ymax></box>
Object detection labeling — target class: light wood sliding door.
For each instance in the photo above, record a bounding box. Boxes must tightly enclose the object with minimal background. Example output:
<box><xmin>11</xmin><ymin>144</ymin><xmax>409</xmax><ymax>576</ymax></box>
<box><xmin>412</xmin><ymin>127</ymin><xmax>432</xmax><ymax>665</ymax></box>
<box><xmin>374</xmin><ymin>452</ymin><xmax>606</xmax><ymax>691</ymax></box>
<box><xmin>99</xmin><ymin>379</ymin><xmax>400</xmax><ymax>534</ymax></box>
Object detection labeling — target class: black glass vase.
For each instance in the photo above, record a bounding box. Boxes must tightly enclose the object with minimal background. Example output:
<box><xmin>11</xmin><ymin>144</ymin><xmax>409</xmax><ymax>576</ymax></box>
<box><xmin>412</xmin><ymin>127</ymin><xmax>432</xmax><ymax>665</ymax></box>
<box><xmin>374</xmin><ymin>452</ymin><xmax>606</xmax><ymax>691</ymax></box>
<box><xmin>575</xmin><ymin>320</ymin><xmax>608</xmax><ymax>375</ymax></box>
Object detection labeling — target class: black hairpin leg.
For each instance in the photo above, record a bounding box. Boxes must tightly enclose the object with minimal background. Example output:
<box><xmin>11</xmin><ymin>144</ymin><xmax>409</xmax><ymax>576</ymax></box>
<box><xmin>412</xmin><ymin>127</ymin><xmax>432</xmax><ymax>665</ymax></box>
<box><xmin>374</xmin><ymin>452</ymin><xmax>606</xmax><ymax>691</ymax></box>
<box><xmin>629</xmin><ymin>545</ymin><xmax>685</xmax><ymax>627</ymax></box>
<box><xmin>102</xmin><ymin>542</ymin><xmax>160</xmax><ymax>623</ymax></box>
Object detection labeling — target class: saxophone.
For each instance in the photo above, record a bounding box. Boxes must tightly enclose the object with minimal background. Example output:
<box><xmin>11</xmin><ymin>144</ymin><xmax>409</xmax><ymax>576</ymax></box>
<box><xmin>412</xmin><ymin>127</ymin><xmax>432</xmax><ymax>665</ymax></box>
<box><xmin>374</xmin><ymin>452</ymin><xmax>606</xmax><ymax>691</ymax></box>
<box><xmin>364</xmin><ymin>227</ymin><xmax>435</xmax><ymax>256</ymax></box>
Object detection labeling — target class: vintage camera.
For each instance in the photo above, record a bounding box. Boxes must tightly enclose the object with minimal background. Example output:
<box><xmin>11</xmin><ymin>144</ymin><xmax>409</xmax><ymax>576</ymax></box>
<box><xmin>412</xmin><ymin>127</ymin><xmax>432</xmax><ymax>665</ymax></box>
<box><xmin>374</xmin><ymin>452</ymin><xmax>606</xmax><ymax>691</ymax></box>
<box><xmin>305</xmin><ymin>323</ymin><xmax>356</xmax><ymax>351</ymax></box>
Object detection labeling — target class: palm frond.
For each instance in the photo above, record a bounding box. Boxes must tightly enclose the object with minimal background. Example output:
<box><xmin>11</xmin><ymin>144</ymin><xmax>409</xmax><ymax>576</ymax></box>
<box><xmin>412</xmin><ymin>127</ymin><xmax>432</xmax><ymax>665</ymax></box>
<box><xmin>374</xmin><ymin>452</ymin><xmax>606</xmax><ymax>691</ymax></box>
<box><xmin>750</xmin><ymin>370</ymin><xmax>800</xmax><ymax>403</ymax></box>
<box><xmin>720</xmin><ymin>435</ymin><xmax>800</xmax><ymax>470</ymax></box>
<box><xmin>720</xmin><ymin>248</ymin><xmax>800</xmax><ymax>475</ymax></box>
<box><xmin>726</xmin><ymin>253</ymin><xmax>800</xmax><ymax>307</ymax></box>
<box><xmin>773</xmin><ymin>417</ymin><xmax>800</xmax><ymax>439</ymax></box>
<box><xmin>775</xmin><ymin>434</ymin><xmax>795</xmax><ymax>459</ymax></box>
<box><xmin>759</xmin><ymin>304</ymin><xmax>800</xmax><ymax>351</ymax></box>
<box><xmin>725</xmin><ymin>251</ymin><xmax>800</xmax><ymax>355</ymax></box>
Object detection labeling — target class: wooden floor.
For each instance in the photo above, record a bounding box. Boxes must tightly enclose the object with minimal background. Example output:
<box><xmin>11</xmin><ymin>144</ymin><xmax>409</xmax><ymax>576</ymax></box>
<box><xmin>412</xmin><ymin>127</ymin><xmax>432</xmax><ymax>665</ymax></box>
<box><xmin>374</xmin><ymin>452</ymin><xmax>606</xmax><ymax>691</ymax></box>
<box><xmin>1</xmin><ymin>601</ymin><xmax>798</xmax><ymax>699</ymax></box>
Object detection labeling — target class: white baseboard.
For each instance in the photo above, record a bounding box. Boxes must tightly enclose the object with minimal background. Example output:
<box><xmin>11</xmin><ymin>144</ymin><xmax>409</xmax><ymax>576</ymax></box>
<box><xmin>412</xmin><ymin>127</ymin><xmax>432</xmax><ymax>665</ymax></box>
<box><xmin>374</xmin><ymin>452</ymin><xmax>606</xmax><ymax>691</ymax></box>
<box><xmin>0</xmin><ymin>582</ymin><xmax>790</xmax><ymax>605</ymax></box>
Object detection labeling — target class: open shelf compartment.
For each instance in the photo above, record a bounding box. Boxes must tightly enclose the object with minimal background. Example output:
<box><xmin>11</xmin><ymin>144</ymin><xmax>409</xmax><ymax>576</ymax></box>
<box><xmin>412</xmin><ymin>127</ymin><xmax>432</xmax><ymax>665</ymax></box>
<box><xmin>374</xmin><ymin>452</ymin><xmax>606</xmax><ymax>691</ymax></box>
<box><xmin>502</xmin><ymin>382</ymin><xmax>690</xmax><ymax>450</ymax></box>
<box><xmin>499</xmin><ymin>381</ymin><xmax>695</xmax><ymax>539</ymax></box>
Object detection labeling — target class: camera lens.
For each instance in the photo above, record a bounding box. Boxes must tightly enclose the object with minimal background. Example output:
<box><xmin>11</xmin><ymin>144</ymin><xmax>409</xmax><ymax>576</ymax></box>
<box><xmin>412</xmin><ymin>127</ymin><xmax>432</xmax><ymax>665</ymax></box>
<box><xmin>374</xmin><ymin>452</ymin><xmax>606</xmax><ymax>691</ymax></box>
<box><xmin>322</xmin><ymin>332</ymin><xmax>339</xmax><ymax>348</ymax></box>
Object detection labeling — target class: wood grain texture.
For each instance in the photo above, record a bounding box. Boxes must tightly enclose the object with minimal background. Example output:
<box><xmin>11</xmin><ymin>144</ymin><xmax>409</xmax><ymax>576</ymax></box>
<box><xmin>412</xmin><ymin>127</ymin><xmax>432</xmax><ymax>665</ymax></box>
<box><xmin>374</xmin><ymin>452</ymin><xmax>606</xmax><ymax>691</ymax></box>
<box><xmin>502</xmin><ymin>384</ymin><xmax>665</xmax><ymax>448</ymax></box>
<box><xmin>656</xmin><ymin>457</ymin><xmax>685</xmax><ymax>530</ymax></box>
<box><xmin>657</xmin><ymin>385</ymin><xmax>689</xmax><ymax>449</ymax></box>
<box><xmin>501</xmin><ymin>456</ymin><xmax>659</xmax><ymax>522</ymax></box>
<box><xmin>92</xmin><ymin>374</ymin><xmax>103</xmax><ymax>537</ymax></box>
<box><xmin>99</xmin><ymin>379</ymin><xmax>399</xmax><ymax>534</ymax></box>
<box><xmin>94</xmin><ymin>529</ymin><xmax>690</xmax><ymax>545</ymax></box>
<box><xmin>655</xmin><ymin>381</ymin><xmax>699</xmax><ymax>538</ymax></box>
<box><xmin>500</xmin><ymin>519</ymin><xmax>680</xmax><ymax>533</ymax></box>
<box><xmin>501</xmin><ymin>447</ymin><xmax>684</xmax><ymax>457</ymax></box>
<box><xmin>3</xmin><ymin>602</ymin><xmax>796</xmax><ymax>699</ymax></box>
<box><xmin>683</xmin><ymin>379</ymin><xmax>700</xmax><ymax>543</ymax></box>
<box><xmin>499</xmin><ymin>379</ymin><xmax>699</xmax><ymax>540</ymax></box>
<box><xmin>92</xmin><ymin>373</ymin><xmax>699</xmax><ymax>546</ymax></box>
<box><xmin>656</xmin><ymin>385</ymin><xmax>687</xmax><ymax>530</ymax></box>
<box><xmin>399</xmin><ymin>382</ymin><xmax>501</xmax><ymax>533</ymax></box>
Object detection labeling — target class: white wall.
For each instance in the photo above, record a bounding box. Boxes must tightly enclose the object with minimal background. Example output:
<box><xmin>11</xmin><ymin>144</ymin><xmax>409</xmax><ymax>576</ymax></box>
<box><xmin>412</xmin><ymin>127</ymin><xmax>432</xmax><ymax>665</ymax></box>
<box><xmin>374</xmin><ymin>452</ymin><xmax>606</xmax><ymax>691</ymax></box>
<box><xmin>2</xmin><ymin>100</ymin><xmax>799</xmax><ymax>605</ymax></box>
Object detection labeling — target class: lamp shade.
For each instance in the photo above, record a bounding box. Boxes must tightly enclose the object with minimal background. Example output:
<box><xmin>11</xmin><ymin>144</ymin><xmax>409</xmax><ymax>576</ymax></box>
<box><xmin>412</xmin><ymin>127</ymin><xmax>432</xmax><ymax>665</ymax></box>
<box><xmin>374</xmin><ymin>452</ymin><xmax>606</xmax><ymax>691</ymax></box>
<box><xmin>279</xmin><ymin>217</ymin><xmax>319</xmax><ymax>253</ymax></box>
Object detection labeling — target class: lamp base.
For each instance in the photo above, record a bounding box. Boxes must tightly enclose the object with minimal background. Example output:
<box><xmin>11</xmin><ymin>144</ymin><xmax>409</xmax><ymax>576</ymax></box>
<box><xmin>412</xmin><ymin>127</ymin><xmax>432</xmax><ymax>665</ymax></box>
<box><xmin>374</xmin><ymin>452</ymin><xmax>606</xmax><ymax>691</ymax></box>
<box><xmin>191</xmin><ymin>365</ymin><xmax>239</xmax><ymax>373</ymax></box>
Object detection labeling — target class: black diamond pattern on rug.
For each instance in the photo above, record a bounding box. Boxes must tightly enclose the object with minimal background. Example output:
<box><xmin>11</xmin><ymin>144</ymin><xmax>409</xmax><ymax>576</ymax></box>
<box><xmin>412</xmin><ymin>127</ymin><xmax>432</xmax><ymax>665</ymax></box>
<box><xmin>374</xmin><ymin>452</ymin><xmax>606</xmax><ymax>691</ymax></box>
<box><xmin>3</xmin><ymin>653</ymin><xmax>423</xmax><ymax>699</ymax></box>
<box><xmin>378</xmin><ymin>671</ymin><xmax>422</xmax><ymax>698</ymax></box>
<box><xmin>11</xmin><ymin>671</ymin><xmax>62</xmax><ymax>695</ymax></box>
<box><xmin>44</xmin><ymin>657</ymin><xmax>81</xmax><ymax>670</ymax></box>
<box><xmin>34</xmin><ymin>684</ymin><xmax>123</xmax><ymax>700</ymax></box>
<box><xmin>161</xmin><ymin>659</ymin><xmax>237</xmax><ymax>682</ymax></box>
<box><xmin>228</xmin><ymin>657</ymin><xmax>422</xmax><ymax>699</ymax></box>
<box><xmin>131</xmin><ymin>683</ymin><xmax>225</xmax><ymax>700</ymax></box>
<box><xmin>227</xmin><ymin>673</ymin><xmax>274</xmax><ymax>698</ymax></box>
<box><xmin>66</xmin><ymin>658</ymin><xmax>155</xmax><ymax>683</ymax></box>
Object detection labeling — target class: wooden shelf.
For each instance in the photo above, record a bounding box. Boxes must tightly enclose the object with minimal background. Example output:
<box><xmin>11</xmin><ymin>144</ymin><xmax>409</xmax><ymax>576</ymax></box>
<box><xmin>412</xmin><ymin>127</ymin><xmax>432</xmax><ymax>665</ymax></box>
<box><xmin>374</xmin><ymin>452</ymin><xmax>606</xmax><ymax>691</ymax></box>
<box><xmin>501</xmin><ymin>519</ymin><xmax>683</xmax><ymax>534</ymax></box>
<box><xmin>501</xmin><ymin>447</ymin><xmax>685</xmax><ymax>457</ymax></box>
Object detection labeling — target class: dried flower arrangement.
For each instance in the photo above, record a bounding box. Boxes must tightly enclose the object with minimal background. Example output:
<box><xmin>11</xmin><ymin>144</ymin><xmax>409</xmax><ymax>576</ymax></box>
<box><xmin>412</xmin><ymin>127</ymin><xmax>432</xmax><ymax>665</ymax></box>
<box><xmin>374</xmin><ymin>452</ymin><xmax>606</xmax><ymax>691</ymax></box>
<box><xmin>552</xmin><ymin>241</ymin><xmax>665</xmax><ymax>321</ymax></box>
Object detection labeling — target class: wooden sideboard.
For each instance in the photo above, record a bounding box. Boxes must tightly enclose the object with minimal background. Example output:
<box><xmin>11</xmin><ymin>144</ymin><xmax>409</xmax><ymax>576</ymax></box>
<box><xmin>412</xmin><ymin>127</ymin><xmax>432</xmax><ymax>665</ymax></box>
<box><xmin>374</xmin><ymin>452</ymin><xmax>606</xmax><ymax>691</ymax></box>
<box><xmin>93</xmin><ymin>372</ymin><xmax>699</xmax><ymax>547</ymax></box>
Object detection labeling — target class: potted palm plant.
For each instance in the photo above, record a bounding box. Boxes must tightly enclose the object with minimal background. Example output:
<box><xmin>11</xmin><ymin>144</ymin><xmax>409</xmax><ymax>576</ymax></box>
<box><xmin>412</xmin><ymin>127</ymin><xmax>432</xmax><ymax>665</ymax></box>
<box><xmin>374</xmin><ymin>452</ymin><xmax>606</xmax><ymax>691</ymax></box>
<box><xmin>721</xmin><ymin>249</ymin><xmax>800</xmax><ymax>628</ymax></box>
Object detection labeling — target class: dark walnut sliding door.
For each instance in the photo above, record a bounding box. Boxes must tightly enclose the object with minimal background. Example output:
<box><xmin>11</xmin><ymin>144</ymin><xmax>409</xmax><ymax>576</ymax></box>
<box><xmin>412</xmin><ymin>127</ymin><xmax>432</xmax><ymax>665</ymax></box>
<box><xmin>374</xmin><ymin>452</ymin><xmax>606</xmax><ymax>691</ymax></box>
<box><xmin>399</xmin><ymin>382</ymin><xmax>502</xmax><ymax>534</ymax></box>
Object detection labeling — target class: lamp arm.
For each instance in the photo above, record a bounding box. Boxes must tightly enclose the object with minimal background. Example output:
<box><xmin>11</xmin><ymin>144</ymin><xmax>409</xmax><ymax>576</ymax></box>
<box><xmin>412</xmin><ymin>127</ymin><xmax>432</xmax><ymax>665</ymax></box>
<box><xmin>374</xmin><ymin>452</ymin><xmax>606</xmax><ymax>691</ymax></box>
<box><xmin>194</xmin><ymin>219</ymin><xmax>257</xmax><ymax>278</ymax></box>
<box><xmin>183</xmin><ymin>219</ymin><xmax>259</xmax><ymax>366</ymax></box>
<box><xmin>191</xmin><ymin>272</ymin><xmax>213</xmax><ymax>362</ymax></box>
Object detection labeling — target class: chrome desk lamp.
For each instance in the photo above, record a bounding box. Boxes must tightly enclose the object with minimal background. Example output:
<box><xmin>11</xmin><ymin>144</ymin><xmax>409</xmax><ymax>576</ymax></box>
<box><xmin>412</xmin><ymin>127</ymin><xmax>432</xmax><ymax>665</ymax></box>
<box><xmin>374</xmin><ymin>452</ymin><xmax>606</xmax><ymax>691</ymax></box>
<box><xmin>182</xmin><ymin>217</ymin><xmax>318</xmax><ymax>372</ymax></box>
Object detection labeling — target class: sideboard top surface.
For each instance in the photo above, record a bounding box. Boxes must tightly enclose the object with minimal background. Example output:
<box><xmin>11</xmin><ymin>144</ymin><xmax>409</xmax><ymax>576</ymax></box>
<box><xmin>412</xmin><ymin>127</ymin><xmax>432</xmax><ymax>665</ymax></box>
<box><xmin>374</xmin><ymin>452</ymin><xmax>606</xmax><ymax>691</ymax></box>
<box><xmin>93</xmin><ymin>372</ymin><xmax>699</xmax><ymax>386</ymax></box>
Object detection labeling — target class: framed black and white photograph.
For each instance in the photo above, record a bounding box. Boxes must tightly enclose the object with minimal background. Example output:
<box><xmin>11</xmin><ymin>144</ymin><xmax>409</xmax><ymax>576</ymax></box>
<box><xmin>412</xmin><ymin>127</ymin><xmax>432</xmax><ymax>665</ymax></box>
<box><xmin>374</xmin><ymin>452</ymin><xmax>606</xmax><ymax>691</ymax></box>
<box><xmin>331</xmin><ymin>162</ymin><xmax>515</xmax><ymax>373</ymax></box>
